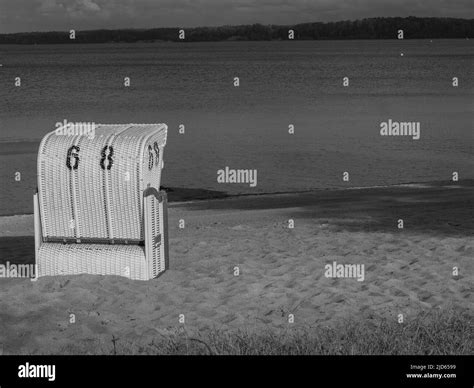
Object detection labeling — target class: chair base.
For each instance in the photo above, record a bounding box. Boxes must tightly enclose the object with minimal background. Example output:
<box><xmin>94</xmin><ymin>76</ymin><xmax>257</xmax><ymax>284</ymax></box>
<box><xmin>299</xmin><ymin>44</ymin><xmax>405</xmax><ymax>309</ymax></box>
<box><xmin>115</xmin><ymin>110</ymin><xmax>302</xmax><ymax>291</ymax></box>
<box><xmin>37</xmin><ymin>242</ymin><xmax>156</xmax><ymax>281</ymax></box>
<box><xmin>33</xmin><ymin>189</ymin><xmax>169</xmax><ymax>281</ymax></box>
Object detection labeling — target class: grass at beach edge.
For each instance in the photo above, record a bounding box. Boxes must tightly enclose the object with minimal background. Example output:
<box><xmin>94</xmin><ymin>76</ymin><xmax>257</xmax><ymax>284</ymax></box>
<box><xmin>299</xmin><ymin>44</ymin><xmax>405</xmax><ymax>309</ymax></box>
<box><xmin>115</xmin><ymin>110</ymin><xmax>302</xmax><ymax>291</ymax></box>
<box><xmin>52</xmin><ymin>308</ymin><xmax>472</xmax><ymax>355</ymax></box>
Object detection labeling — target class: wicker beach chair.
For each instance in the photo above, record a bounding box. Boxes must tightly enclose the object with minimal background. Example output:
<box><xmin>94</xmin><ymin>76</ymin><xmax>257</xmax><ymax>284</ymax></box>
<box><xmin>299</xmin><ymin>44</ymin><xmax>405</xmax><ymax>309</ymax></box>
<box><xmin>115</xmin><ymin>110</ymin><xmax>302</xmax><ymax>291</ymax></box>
<box><xmin>33</xmin><ymin>123</ymin><xmax>169</xmax><ymax>280</ymax></box>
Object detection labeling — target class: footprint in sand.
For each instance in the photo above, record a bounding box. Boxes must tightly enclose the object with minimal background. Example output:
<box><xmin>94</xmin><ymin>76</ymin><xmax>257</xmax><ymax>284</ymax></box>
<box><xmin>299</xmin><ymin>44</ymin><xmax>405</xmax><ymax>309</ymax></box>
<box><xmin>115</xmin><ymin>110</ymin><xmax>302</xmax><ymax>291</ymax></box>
<box><xmin>418</xmin><ymin>290</ymin><xmax>434</xmax><ymax>303</ymax></box>
<box><xmin>390</xmin><ymin>288</ymin><xmax>407</xmax><ymax>297</ymax></box>
<box><xmin>57</xmin><ymin>322</ymin><xmax>68</xmax><ymax>332</ymax></box>
<box><xmin>220</xmin><ymin>313</ymin><xmax>238</xmax><ymax>325</ymax></box>
<box><xmin>330</xmin><ymin>294</ymin><xmax>346</xmax><ymax>304</ymax></box>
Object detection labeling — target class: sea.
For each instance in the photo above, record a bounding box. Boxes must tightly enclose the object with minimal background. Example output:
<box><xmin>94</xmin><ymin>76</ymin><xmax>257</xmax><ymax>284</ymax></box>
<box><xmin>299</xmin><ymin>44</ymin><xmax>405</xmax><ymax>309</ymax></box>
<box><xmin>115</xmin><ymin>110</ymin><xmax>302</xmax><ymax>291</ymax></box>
<box><xmin>0</xmin><ymin>39</ymin><xmax>473</xmax><ymax>215</ymax></box>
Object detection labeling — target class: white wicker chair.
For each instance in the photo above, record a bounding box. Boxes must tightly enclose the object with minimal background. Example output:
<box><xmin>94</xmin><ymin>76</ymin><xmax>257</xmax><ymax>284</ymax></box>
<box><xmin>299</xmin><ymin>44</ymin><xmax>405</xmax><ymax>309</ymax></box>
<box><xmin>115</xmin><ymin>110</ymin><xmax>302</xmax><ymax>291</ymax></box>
<box><xmin>34</xmin><ymin>123</ymin><xmax>169</xmax><ymax>280</ymax></box>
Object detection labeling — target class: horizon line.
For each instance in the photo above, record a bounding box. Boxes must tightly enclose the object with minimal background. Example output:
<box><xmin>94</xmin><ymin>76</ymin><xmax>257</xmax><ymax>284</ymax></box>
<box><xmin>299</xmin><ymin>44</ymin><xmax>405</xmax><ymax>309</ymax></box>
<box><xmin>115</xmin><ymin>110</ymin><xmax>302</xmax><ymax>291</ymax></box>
<box><xmin>2</xmin><ymin>15</ymin><xmax>473</xmax><ymax>36</ymax></box>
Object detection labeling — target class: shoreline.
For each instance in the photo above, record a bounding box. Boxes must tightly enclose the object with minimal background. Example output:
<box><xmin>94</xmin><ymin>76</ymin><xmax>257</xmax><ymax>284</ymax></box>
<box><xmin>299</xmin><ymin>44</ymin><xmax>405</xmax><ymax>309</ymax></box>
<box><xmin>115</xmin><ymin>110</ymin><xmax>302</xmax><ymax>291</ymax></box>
<box><xmin>1</xmin><ymin>178</ymin><xmax>473</xmax><ymax>218</ymax></box>
<box><xmin>0</xmin><ymin>38</ymin><xmax>469</xmax><ymax>46</ymax></box>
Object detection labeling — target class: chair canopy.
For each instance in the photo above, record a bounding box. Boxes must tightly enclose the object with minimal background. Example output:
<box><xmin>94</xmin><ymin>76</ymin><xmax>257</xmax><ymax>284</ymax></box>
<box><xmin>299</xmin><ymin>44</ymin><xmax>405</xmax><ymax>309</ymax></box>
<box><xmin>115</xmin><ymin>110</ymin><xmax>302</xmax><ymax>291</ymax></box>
<box><xmin>37</xmin><ymin>123</ymin><xmax>167</xmax><ymax>242</ymax></box>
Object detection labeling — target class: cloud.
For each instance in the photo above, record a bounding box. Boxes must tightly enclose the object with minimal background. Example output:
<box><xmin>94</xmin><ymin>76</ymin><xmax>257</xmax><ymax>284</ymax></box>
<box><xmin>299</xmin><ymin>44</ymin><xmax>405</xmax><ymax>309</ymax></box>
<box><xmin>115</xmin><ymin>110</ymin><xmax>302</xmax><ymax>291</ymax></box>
<box><xmin>38</xmin><ymin>0</ymin><xmax>64</xmax><ymax>15</ymax></box>
<box><xmin>65</xmin><ymin>0</ymin><xmax>101</xmax><ymax>18</ymax></box>
<box><xmin>80</xmin><ymin>0</ymin><xmax>101</xmax><ymax>12</ymax></box>
<box><xmin>38</xmin><ymin>0</ymin><xmax>100</xmax><ymax>14</ymax></box>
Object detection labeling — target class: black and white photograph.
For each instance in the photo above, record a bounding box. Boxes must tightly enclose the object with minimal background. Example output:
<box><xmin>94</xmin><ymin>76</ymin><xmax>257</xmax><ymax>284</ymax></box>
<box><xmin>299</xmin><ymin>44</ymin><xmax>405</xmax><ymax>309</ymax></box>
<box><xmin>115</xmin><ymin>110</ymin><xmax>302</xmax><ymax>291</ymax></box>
<box><xmin>0</xmin><ymin>0</ymin><xmax>473</xmax><ymax>385</ymax></box>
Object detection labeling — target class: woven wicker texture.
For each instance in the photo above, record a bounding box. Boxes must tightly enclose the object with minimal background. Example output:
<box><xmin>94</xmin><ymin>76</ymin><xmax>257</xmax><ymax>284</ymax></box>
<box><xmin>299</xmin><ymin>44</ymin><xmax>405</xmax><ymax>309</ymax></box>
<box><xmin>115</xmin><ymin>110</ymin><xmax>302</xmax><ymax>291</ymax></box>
<box><xmin>37</xmin><ymin>242</ymin><xmax>149</xmax><ymax>280</ymax></box>
<box><xmin>37</xmin><ymin>124</ymin><xmax>167</xmax><ymax>240</ymax></box>
<box><xmin>144</xmin><ymin>191</ymin><xmax>166</xmax><ymax>278</ymax></box>
<box><xmin>35</xmin><ymin>123</ymin><xmax>168</xmax><ymax>280</ymax></box>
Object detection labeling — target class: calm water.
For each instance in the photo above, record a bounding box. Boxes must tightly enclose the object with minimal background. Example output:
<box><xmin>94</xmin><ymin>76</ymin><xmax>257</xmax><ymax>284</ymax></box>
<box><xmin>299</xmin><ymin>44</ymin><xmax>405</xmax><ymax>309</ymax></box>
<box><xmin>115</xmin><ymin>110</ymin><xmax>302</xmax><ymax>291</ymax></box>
<box><xmin>0</xmin><ymin>40</ymin><xmax>473</xmax><ymax>215</ymax></box>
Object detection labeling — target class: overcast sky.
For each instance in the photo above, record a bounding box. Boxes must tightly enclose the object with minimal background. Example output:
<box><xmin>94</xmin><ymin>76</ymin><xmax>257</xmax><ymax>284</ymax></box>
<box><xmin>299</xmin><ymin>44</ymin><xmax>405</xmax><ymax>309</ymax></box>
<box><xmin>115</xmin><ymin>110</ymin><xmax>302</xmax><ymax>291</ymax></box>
<box><xmin>0</xmin><ymin>0</ymin><xmax>473</xmax><ymax>33</ymax></box>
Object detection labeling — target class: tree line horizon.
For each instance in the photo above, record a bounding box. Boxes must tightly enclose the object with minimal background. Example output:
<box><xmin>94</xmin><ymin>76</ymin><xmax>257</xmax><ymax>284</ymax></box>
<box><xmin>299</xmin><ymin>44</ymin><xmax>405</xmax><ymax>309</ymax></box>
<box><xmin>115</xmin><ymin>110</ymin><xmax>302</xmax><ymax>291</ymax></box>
<box><xmin>0</xmin><ymin>17</ymin><xmax>473</xmax><ymax>44</ymax></box>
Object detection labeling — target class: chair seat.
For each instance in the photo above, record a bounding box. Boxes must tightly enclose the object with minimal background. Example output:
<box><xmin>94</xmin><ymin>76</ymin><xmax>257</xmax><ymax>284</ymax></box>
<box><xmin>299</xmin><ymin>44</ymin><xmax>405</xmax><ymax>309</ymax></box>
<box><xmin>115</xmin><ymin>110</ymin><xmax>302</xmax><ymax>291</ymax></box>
<box><xmin>37</xmin><ymin>242</ymin><xmax>150</xmax><ymax>280</ymax></box>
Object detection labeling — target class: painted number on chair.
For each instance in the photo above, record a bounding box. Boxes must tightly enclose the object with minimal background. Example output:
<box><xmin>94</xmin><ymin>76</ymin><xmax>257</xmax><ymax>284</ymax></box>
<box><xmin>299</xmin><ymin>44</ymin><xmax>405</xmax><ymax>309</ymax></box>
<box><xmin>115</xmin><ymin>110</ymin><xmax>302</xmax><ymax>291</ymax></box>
<box><xmin>66</xmin><ymin>145</ymin><xmax>117</xmax><ymax>171</ymax></box>
<box><xmin>100</xmin><ymin>145</ymin><xmax>114</xmax><ymax>170</ymax></box>
<box><xmin>148</xmin><ymin>141</ymin><xmax>160</xmax><ymax>170</ymax></box>
<box><xmin>66</xmin><ymin>145</ymin><xmax>80</xmax><ymax>170</ymax></box>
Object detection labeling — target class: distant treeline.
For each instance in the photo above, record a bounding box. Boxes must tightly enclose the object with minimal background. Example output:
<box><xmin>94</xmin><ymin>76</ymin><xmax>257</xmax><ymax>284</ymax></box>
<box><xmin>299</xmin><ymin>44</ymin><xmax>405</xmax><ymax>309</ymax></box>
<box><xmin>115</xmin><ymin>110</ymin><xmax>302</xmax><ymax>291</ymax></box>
<box><xmin>1</xmin><ymin>17</ymin><xmax>473</xmax><ymax>44</ymax></box>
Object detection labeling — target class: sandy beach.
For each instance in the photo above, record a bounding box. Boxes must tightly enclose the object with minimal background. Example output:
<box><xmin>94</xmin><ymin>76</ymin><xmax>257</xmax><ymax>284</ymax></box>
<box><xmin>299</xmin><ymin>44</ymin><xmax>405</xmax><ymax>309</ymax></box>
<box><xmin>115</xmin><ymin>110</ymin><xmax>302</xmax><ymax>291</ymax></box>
<box><xmin>0</xmin><ymin>181</ymin><xmax>472</xmax><ymax>354</ymax></box>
